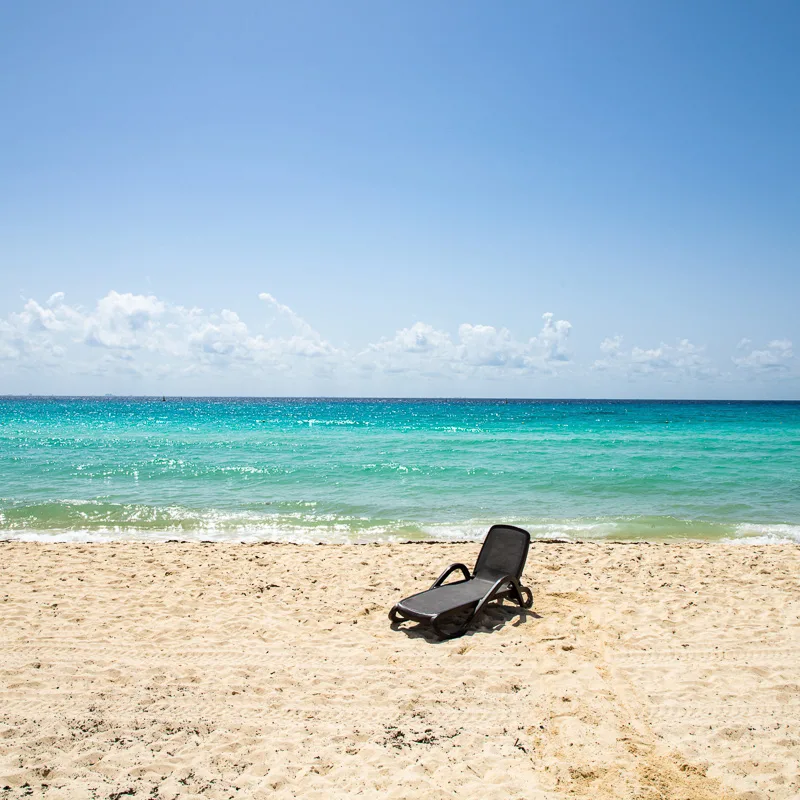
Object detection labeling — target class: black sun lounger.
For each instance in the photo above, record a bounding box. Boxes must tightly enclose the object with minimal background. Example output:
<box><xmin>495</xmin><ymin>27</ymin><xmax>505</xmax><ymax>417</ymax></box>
<box><xmin>389</xmin><ymin>524</ymin><xmax>533</xmax><ymax>639</ymax></box>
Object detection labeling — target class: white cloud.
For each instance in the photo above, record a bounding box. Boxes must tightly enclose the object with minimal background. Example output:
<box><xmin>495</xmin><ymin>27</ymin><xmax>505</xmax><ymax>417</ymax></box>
<box><xmin>733</xmin><ymin>338</ymin><xmax>794</xmax><ymax>376</ymax></box>
<box><xmin>83</xmin><ymin>291</ymin><xmax>167</xmax><ymax>349</ymax></box>
<box><xmin>358</xmin><ymin>313</ymin><xmax>572</xmax><ymax>378</ymax></box>
<box><xmin>532</xmin><ymin>313</ymin><xmax>572</xmax><ymax>363</ymax></box>
<box><xmin>254</xmin><ymin>293</ymin><xmax>339</xmax><ymax>360</ymax></box>
<box><xmin>360</xmin><ymin>323</ymin><xmax>458</xmax><ymax>376</ymax></box>
<box><xmin>0</xmin><ymin>290</ymin><xmax>573</xmax><ymax>383</ymax></box>
<box><xmin>2</xmin><ymin>291</ymin><xmax>795</xmax><ymax>394</ymax></box>
<box><xmin>593</xmin><ymin>336</ymin><xmax>716</xmax><ymax>380</ymax></box>
<box><xmin>0</xmin><ymin>291</ymin><xmax>339</xmax><ymax>381</ymax></box>
<box><xmin>0</xmin><ymin>295</ymin><xmax>84</xmax><ymax>365</ymax></box>
<box><xmin>258</xmin><ymin>292</ymin><xmax>320</xmax><ymax>341</ymax></box>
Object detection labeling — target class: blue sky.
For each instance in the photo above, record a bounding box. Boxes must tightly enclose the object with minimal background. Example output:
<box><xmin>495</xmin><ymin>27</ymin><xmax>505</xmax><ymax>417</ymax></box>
<box><xmin>1</xmin><ymin>1</ymin><xmax>798</xmax><ymax>398</ymax></box>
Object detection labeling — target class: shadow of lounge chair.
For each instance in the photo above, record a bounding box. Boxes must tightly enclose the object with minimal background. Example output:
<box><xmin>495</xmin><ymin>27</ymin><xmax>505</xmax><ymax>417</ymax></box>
<box><xmin>388</xmin><ymin>524</ymin><xmax>534</xmax><ymax>639</ymax></box>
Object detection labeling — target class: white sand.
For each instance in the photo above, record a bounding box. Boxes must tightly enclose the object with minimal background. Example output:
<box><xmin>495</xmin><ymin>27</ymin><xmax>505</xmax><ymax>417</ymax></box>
<box><xmin>1</xmin><ymin>541</ymin><xmax>799</xmax><ymax>799</ymax></box>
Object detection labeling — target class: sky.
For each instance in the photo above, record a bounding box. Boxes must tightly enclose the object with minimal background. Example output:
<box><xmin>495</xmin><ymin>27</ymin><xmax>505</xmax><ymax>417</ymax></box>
<box><xmin>1</xmin><ymin>1</ymin><xmax>798</xmax><ymax>398</ymax></box>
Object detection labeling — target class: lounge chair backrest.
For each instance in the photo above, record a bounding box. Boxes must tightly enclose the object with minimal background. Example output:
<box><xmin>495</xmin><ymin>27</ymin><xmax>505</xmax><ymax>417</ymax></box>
<box><xmin>473</xmin><ymin>524</ymin><xmax>530</xmax><ymax>581</ymax></box>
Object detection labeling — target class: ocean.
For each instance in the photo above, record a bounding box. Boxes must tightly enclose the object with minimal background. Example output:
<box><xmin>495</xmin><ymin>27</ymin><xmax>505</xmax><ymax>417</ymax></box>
<box><xmin>1</xmin><ymin>397</ymin><xmax>798</xmax><ymax>544</ymax></box>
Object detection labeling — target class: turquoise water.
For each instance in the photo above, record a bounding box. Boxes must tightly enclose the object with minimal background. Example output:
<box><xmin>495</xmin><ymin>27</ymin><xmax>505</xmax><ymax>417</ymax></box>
<box><xmin>1</xmin><ymin>397</ymin><xmax>799</xmax><ymax>543</ymax></box>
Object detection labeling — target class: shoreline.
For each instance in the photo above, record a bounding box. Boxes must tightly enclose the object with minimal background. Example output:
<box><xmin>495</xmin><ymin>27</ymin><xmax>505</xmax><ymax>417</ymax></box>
<box><xmin>2</xmin><ymin>541</ymin><xmax>799</xmax><ymax>799</ymax></box>
<box><xmin>3</xmin><ymin>532</ymin><xmax>800</xmax><ymax>545</ymax></box>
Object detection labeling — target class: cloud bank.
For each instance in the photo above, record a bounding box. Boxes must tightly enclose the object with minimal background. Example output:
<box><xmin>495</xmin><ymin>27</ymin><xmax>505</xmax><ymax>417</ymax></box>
<box><xmin>357</xmin><ymin>313</ymin><xmax>571</xmax><ymax>378</ymax></box>
<box><xmin>0</xmin><ymin>291</ymin><xmax>340</xmax><ymax>381</ymax></box>
<box><xmin>0</xmin><ymin>291</ymin><xmax>571</xmax><ymax>384</ymax></box>
<box><xmin>733</xmin><ymin>338</ymin><xmax>794</xmax><ymax>377</ymax></box>
<box><xmin>592</xmin><ymin>336</ymin><xmax>717</xmax><ymax>381</ymax></box>
<box><xmin>0</xmin><ymin>290</ymin><xmax>795</xmax><ymax>393</ymax></box>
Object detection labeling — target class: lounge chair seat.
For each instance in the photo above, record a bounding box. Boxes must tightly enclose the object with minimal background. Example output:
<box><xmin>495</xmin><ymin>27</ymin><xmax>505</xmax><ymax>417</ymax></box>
<box><xmin>389</xmin><ymin>524</ymin><xmax>534</xmax><ymax>639</ymax></box>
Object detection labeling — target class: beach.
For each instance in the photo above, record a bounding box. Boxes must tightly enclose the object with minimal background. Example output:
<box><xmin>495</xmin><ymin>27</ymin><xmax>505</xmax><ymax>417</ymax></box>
<box><xmin>4</xmin><ymin>1</ymin><xmax>800</xmax><ymax>795</ymax></box>
<box><xmin>2</xmin><ymin>540</ymin><xmax>799</xmax><ymax>799</ymax></box>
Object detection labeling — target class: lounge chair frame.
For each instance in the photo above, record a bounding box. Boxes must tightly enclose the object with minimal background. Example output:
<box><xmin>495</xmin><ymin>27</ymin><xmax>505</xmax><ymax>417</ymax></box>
<box><xmin>389</xmin><ymin>525</ymin><xmax>534</xmax><ymax>639</ymax></box>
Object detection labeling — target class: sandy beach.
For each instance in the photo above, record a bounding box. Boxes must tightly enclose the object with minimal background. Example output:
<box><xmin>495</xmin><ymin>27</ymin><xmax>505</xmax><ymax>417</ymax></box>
<box><xmin>1</xmin><ymin>541</ymin><xmax>799</xmax><ymax>800</ymax></box>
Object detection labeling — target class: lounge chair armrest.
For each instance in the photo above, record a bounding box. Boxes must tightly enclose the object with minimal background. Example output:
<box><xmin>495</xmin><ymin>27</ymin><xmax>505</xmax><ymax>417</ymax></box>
<box><xmin>471</xmin><ymin>574</ymin><xmax>517</xmax><ymax>620</ymax></box>
<box><xmin>431</xmin><ymin>563</ymin><xmax>471</xmax><ymax>589</ymax></box>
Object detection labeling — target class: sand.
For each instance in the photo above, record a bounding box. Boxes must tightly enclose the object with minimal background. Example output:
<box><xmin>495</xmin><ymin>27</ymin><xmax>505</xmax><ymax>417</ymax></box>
<box><xmin>1</xmin><ymin>541</ymin><xmax>799</xmax><ymax>800</ymax></box>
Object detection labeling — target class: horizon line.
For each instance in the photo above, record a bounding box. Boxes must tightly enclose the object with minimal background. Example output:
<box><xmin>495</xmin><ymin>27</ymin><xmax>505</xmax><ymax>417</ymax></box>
<box><xmin>2</xmin><ymin>395</ymin><xmax>799</xmax><ymax>403</ymax></box>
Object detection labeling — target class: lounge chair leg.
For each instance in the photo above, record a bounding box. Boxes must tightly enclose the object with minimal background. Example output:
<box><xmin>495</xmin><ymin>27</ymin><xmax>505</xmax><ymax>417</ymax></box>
<box><xmin>520</xmin><ymin>586</ymin><xmax>533</xmax><ymax>609</ymax></box>
<box><xmin>431</xmin><ymin>614</ymin><xmax>469</xmax><ymax>640</ymax></box>
<box><xmin>504</xmin><ymin>577</ymin><xmax>533</xmax><ymax>609</ymax></box>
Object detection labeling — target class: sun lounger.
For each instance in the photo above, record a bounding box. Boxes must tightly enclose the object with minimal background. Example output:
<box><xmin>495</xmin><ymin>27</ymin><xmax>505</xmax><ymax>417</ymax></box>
<box><xmin>388</xmin><ymin>524</ymin><xmax>533</xmax><ymax>639</ymax></box>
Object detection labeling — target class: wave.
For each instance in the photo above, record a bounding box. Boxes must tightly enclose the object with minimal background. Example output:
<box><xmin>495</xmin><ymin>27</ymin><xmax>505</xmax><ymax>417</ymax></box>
<box><xmin>724</xmin><ymin>523</ymin><xmax>800</xmax><ymax>545</ymax></box>
<box><xmin>2</xmin><ymin>502</ymin><xmax>799</xmax><ymax>544</ymax></box>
